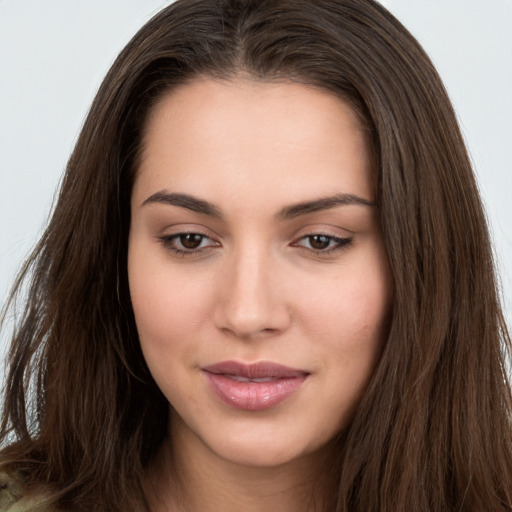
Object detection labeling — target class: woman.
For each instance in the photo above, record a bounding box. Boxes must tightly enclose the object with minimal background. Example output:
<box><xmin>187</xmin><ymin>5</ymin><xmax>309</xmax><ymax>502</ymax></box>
<box><xmin>1</xmin><ymin>0</ymin><xmax>511</xmax><ymax>510</ymax></box>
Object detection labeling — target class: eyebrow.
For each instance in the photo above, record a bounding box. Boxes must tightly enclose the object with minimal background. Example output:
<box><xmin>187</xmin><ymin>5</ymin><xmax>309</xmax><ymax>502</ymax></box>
<box><xmin>142</xmin><ymin>191</ymin><xmax>222</xmax><ymax>218</ymax></box>
<box><xmin>275</xmin><ymin>193</ymin><xmax>376</xmax><ymax>220</ymax></box>
<box><xmin>142</xmin><ymin>190</ymin><xmax>375</xmax><ymax>220</ymax></box>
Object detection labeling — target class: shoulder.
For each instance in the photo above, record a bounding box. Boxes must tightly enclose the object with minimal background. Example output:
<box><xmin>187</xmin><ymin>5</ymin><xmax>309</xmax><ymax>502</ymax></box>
<box><xmin>0</xmin><ymin>470</ymin><xmax>55</xmax><ymax>512</ymax></box>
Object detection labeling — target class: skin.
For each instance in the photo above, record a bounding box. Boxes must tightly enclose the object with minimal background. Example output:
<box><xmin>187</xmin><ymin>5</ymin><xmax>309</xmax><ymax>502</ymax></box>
<box><xmin>128</xmin><ymin>77</ymin><xmax>392</xmax><ymax>511</ymax></box>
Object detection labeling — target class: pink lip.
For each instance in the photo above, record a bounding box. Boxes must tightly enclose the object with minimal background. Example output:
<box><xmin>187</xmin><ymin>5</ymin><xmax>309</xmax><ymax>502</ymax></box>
<box><xmin>202</xmin><ymin>361</ymin><xmax>309</xmax><ymax>411</ymax></box>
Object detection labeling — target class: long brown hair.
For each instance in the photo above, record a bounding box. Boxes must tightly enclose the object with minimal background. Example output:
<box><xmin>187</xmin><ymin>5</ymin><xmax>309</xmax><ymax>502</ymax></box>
<box><xmin>1</xmin><ymin>1</ymin><xmax>511</xmax><ymax>510</ymax></box>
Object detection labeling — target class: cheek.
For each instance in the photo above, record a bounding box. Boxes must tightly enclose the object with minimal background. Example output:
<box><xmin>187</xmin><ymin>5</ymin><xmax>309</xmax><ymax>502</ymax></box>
<box><xmin>300</xmin><ymin>257</ymin><xmax>391</xmax><ymax>371</ymax></box>
<box><xmin>128</xmin><ymin>251</ymin><xmax>216</xmax><ymax>407</ymax></box>
<box><xmin>128</xmin><ymin>248</ymin><xmax>212</xmax><ymax>355</ymax></box>
<box><xmin>306</xmin><ymin>270</ymin><xmax>389</xmax><ymax>334</ymax></box>
<box><xmin>304</xmin><ymin>269</ymin><xmax>390</xmax><ymax>428</ymax></box>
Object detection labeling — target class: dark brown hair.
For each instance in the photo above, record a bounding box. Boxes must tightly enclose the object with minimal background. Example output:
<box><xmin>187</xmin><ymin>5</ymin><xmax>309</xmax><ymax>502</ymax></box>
<box><xmin>1</xmin><ymin>0</ymin><xmax>511</xmax><ymax>510</ymax></box>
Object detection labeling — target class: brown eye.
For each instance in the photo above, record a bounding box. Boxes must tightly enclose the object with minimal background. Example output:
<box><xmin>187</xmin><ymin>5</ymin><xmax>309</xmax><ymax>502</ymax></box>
<box><xmin>179</xmin><ymin>233</ymin><xmax>204</xmax><ymax>249</ymax></box>
<box><xmin>293</xmin><ymin>233</ymin><xmax>353</xmax><ymax>254</ymax></box>
<box><xmin>308</xmin><ymin>235</ymin><xmax>331</xmax><ymax>250</ymax></box>
<box><xmin>159</xmin><ymin>232</ymin><xmax>219</xmax><ymax>255</ymax></box>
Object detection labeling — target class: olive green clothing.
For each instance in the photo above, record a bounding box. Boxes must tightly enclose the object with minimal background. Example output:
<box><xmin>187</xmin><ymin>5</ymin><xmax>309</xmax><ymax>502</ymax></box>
<box><xmin>0</xmin><ymin>472</ymin><xmax>53</xmax><ymax>512</ymax></box>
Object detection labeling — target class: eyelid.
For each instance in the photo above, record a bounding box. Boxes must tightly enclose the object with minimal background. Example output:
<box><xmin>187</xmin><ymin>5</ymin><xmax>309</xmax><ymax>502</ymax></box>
<box><xmin>290</xmin><ymin>227</ymin><xmax>353</xmax><ymax>255</ymax></box>
<box><xmin>157</xmin><ymin>226</ymin><xmax>221</xmax><ymax>256</ymax></box>
<box><xmin>155</xmin><ymin>224</ymin><xmax>353</xmax><ymax>257</ymax></box>
<box><xmin>156</xmin><ymin>223</ymin><xmax>219</xmax><ymax>242</ymax></box>
<box><xmin>294</xmin><ymin>235</ymin><xmax>352</xmax><ymax>252</ymax></box>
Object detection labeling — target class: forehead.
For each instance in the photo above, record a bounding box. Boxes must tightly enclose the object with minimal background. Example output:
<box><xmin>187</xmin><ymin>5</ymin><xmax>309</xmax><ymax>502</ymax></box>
<box><xmin>134</xmin><ymin>77</ymin><xmax>374</xmax><ymax>207</ymax></box>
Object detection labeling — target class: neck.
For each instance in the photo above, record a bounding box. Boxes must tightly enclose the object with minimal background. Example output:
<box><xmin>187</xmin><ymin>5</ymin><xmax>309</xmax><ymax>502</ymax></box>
<box><xmin>145</xmin><ymin>416</ymin><xmax>338</xmax><ymax>512</ymax></box>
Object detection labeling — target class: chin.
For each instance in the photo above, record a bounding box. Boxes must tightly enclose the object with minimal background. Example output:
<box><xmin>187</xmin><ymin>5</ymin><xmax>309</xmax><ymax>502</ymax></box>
<box><xmin>216</xmin><ymin>440</ymin><xmax>304</xmax><ymax>468</ymax></box>
<box><xmin>189</xmin><ymin>416</ymin><xmax>338</xmax><ymax>470</ymax></box>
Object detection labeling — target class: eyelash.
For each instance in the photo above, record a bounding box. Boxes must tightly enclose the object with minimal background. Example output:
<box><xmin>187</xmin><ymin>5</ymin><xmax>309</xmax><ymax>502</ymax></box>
<box><xmin>158</xmin><ymin>232</ymin><xmax>353</xmax><ymax>257</ymax></box>
<box><xmin>292</xmin><ymin>233</ymin><xmax>353</xmax><ymax>254</ymax></box>
<box><xmin>158</xmin><ymin>232</ymin><xmax>219</xmax><ymax>256</ymax></box>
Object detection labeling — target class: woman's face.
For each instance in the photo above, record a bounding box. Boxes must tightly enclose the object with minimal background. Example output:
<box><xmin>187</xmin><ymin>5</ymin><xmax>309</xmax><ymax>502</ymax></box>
<box><xmin>128</xmin><ymin>78</ymin><xmax>392</xmax><ymax>468</ymax></box>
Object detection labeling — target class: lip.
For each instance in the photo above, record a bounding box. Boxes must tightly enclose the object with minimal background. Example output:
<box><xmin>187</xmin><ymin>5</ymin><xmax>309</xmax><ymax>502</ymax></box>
<box><xmin>202</xmin><ymin>361</ymin><xmax>309</xmax><ymax>411</ymax></box>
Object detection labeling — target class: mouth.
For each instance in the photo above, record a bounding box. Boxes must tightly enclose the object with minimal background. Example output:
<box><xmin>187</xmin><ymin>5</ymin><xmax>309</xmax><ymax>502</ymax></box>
<box><xmin>202</xmin><ymin>361</ymin><xmax>309</xmax><ymax>411</ymax></box>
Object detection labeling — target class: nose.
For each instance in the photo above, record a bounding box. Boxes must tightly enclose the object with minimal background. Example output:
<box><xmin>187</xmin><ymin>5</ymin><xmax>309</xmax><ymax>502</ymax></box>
<box><xmin>213</xmin><ymin>247</ymin><xmax>291</xmax><ymax>339</ymax></box>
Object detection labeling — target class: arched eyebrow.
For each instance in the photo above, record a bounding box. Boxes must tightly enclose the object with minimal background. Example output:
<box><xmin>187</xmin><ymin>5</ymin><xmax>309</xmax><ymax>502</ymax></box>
<box><xmin>142</xmin><ymin>191</ymin><xmax>222</xmax><ymax>218</ymax></box>
<box><xmin>275</xmin><ymin>193</ymin><xmax>376</xmax><ymax>220</ymax></box>
<box><xmin>142</xmin><ymin>191</ymin><xmax>375</xmax><ymax>219</ymax></box>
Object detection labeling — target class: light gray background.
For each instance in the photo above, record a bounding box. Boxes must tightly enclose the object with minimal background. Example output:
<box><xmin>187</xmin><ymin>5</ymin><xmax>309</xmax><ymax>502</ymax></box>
<box><xmin>1</xmin><ymin>1</ymin><xmax>511</xmax><ymax>365</ymax></box>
